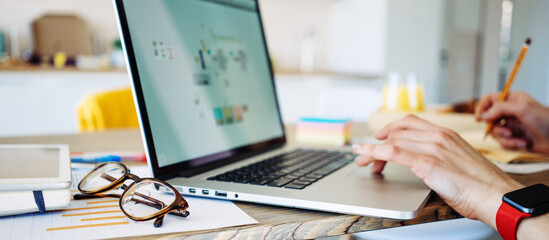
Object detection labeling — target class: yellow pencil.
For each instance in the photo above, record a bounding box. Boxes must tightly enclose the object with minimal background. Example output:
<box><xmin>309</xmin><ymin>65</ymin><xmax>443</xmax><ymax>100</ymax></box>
<box><xmin>484</xmin><ymin>37</ymin><xmax>531</xmax><ymax>139</ymax></box>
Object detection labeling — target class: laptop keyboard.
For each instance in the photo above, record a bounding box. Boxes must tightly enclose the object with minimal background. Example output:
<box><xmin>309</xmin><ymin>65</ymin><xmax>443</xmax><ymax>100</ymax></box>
<box><xmin>207</xmin><ymin>149</ymin><xmax>356</xmax><ymax>190</ymax></box>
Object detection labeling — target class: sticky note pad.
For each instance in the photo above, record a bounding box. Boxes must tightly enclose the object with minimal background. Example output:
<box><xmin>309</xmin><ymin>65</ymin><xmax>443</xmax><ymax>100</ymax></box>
<box><xmin>295</xmin><ymin>118</ymin><xmax>352</xmax><ymax>146</ymax></box>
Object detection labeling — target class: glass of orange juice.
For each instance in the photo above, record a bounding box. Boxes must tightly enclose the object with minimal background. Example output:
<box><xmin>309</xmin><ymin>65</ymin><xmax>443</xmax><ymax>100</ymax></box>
<box><xmin>382</xmin><ymin>72</ymin><xmax>424</xmax><ymax>111</ymax></box>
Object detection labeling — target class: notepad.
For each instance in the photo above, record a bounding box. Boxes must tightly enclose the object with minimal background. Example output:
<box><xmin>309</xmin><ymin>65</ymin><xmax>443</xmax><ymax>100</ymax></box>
<box><xmin>0</xmin><ymin>144</ymin><xmax>72</xmax><ymax>216</ymax></box>
<box><xmin>460</xmin><ymin>131</ymin><xmax>549</xmax><ymax>163</ymax></box>
<box><xmin>295</xmin><ymin>118</ymin><xmax>352</xmax><ymax>146</ymax></box>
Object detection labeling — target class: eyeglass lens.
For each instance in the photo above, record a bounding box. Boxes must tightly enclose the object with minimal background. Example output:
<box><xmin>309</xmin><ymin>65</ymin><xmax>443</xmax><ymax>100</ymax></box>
<box><xmin>120</xmin><ymin>180</ymin><xmax>177</xmax><ymax>218</ymax></box>
<box><xmin>80</xmin><ymin>162</ymin><xmax>126</xmax><ymax>192</ymax></box>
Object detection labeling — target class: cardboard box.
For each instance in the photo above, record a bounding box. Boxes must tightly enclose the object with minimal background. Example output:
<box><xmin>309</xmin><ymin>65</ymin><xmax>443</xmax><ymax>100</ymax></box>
<box><xmin>32</xmin><ymin>15</ymin><xmax>92</xmax><ymax>56</ymax></box>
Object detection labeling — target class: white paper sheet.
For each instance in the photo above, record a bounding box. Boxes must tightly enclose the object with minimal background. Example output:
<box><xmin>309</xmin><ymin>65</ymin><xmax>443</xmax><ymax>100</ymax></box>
<box><xmin>0</xmin><ymin>166</ymin><xmax>258</xmax><ymax>240</ymax></box>
<box><xmin>493</xmin><ymin>161</ymin><xmax>549</xmax><ymax>174</ymax></box>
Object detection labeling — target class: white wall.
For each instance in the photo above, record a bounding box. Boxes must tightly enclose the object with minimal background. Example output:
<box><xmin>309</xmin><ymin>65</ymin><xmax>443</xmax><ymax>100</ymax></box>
<box><xmin>262</xmin><ymin>0</ymin><xmax>448</xmax><ymax>102</ymax></box>
<box><xmin>328</xmin><ymin>0</ymin><xmax>387</xmax><ymax>76</ymax></box>
<box><xmin>441</xmin><ymin>0</ymin><xmax>483</xmax><ymax>103</ymax></box>
<box><xmin>384</xmin><ymin>0</ymin><xmax>445</xmax><ymax>103</ymax></box>
<box><xmin>260</xmin><ymin>0</ymin><xmax>387</xmax><ymax>75</ymax></box>
<box><xmin>479</xmin><ymin>0</ymin><xmax>504</xmax><ymax>97</ymax></box>
<box><xmin>259</xmin><ymin>0</ymin><xmax>333</xmax><ymax>72</ymax></box>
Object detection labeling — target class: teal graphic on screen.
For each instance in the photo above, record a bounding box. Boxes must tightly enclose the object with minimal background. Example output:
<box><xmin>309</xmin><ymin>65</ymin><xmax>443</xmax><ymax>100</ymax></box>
<box><xmin>123</xmin><ymin>0</ymin><xmax>283</xmax><ymax>167</ymax></box>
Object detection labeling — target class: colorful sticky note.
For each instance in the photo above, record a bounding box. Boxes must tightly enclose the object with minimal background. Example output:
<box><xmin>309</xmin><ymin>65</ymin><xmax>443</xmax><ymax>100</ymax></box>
<box><xmin>295</xmin><ymin>118</ymin><xmax>352</xmax><ymax>146</ymax></box>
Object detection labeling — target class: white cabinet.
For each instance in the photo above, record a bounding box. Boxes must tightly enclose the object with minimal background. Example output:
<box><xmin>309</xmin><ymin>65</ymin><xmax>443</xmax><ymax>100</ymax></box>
<box><xmin>0</xmin><ymin>70</ymin><xmax>130</xmax><ymax>136</ymax></box>
<box><xmin>0</xmin><ymin>70</ymin><xmax>384</xmax><ymax>137</ymax></box>
<box><xmin>274</xmin><ymin>74</ymin><xmax>384</xmax><ymax>123</ymax></box>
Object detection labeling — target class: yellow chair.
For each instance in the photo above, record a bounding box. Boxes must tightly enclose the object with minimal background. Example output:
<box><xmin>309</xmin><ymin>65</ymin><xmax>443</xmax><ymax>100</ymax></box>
<box><xmin>76</xmin><ymin>87</ymin><xmax>139</xmax><ymax>132</ymax></box>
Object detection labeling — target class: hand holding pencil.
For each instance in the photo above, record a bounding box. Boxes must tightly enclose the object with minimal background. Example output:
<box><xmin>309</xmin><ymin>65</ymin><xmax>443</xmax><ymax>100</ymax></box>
<box><xmin>483</xmin><ymin>38</ymin><xmax>531</xmax><ymax>139</ymax></box>
<box><xmin>475</xmin><ymin>91</ymin><xmax>549</xmax><ymax>153</ymax></box>
<box><xmin>475</xmin><ymin>37</ymin><xmax>549</xmax><ymax>153</ymax></box>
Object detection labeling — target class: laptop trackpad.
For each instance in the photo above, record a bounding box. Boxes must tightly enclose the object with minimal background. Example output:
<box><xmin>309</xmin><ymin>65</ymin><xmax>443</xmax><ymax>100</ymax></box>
<box><xmin>348</xmin><ymin>163</ymin><xmax>424</xmax><ymax>184</ymax></box>
<box><xmin>292</xmin><ymin>162</ymin><xmax>431</xmax><ymax>216</ymax></box>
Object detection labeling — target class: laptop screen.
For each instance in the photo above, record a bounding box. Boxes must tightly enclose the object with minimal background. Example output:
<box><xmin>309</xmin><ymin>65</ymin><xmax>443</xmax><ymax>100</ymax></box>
<box><xmin>119</xmin><ymin>0</ymin><xmax>284</xmax><ymax>171</ymax></box>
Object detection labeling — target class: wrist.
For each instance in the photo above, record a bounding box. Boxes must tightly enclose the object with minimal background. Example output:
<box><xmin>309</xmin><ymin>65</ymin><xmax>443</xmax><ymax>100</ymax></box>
<box><xmin>476</xmin><ymin>179</ymin><xmax>523</xmax><ymax>229</ymax></box>
<box><xmin>516</xmin><ymin>213</ymin><xmax>549</xmax><ymax>240</ymax></box>
<box><xmin>517</xmin><ymin>215</ymin><xmax>538</xmax><ymax>240</ymax></box>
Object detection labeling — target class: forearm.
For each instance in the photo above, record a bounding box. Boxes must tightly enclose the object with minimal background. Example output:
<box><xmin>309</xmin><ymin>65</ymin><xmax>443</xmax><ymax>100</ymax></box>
<box><xmin>516</xmin><ymin>214</ymin><xmax>549</xmax><ymax>240</ymax></box>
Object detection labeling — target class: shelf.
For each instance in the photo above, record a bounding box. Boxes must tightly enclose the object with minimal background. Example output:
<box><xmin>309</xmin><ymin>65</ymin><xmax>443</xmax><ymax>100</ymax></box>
<box><xmin>274</xmin><ymin>69</ymin><xmax>382</xmax><ymax>80</ymax></box>
<box><xmin>0</xmin><ymin>64</ymin><xmax>126</xmax><ymax>73</ymax></box>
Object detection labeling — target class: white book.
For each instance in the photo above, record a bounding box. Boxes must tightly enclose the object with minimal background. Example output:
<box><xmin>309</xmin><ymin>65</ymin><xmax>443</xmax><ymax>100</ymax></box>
<box><xmin>0</xmin><ymin>144</ymin><xmax>72</xmax><ymax>216</ymax></box>
<box><xmin>0</xmin><ymin>189</ymin><xmax>71</xmax><ymax>216</ymax></box>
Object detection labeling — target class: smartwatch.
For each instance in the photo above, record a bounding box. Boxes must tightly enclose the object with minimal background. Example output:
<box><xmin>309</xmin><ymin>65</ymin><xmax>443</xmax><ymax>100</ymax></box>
<box><xmin>496</xmin><ymin>184</ymin><xmax>549</xmax><ymax>240</ymax></box>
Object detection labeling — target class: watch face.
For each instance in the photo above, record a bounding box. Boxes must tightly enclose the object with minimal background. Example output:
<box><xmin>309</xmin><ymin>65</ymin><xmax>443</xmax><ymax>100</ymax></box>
<box><xmin>503</xmin><ymin>184</ymin><xmax>549</xmax><ymax>216</ymax></box>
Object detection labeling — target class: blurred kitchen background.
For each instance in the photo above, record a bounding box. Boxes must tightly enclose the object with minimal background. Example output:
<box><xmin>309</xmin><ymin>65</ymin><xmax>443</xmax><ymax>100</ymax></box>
<box><xmin>0</xmin><ymin>0</ymin><xmax>548</xmax><ymax>137</ymax></box>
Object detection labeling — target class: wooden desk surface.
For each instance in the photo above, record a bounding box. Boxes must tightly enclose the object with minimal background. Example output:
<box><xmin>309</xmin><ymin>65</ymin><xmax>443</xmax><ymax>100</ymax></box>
<box><xmin>1</xmin><ymin>128</ymin><xmax>548</xmax><ymax>240</ymax></box>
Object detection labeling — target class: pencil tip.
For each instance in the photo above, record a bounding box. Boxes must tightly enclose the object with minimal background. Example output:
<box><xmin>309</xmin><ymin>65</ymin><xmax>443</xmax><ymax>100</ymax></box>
<box><xmin>525</xmin><ymin>38</ymin><xmax>532</xmax><ymax>45</ymax></box>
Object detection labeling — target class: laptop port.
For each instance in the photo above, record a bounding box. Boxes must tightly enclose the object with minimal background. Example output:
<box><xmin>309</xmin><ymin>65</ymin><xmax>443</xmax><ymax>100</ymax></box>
<box><xmin>189</xmin><ymin>188</ymin><xmax>196</xmax><ymax>194</ymax></box>
<box><xmin>202</xmin><ymin>189</ymin><xmax>209</xmax><ymax>195</ymax></box>
<box><xmin>215</xmin><ymin>191</ymin><xmax>227</xmax><ymax>197</ymax></box>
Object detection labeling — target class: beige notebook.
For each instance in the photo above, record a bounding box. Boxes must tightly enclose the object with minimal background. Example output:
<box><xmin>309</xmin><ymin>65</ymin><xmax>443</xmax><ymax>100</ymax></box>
<box><xmin>460</xmin><ymin>130</ymin><xmax>549</xmax><ymax>163</ymax></box>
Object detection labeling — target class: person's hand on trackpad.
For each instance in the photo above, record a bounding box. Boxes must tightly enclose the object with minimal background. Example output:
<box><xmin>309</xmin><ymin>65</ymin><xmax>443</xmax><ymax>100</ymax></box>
<box><xmin>352</xmin><ymin>114</ymin><xmax>522</xmax><ymax>230</ymax></box>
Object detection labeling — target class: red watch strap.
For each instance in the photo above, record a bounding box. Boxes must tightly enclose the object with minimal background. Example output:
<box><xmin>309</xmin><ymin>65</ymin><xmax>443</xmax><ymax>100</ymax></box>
<box><xmin>496</xmin><ymin>201</ymin><xmax>531</xmax><ymax>240</ymax></box>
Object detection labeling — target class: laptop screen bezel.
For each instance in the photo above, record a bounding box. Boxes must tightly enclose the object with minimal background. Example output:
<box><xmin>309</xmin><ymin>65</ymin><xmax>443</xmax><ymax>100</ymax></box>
<box><xmin>114</xmin><ymin>0</ymin><xmax>287</xmax><ymax>180</ymax></box>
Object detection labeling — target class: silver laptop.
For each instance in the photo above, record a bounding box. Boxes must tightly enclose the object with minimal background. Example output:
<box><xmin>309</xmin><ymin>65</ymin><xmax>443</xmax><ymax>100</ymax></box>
<box><xmin>113</xmin><ymin>0</ymin><xmax>431</xmax><ymax>219</ymax></box>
